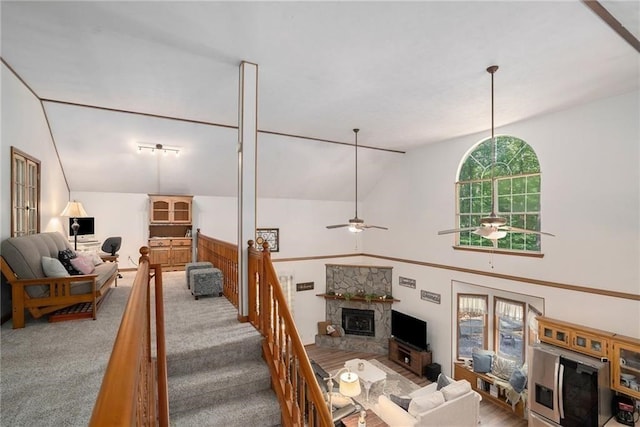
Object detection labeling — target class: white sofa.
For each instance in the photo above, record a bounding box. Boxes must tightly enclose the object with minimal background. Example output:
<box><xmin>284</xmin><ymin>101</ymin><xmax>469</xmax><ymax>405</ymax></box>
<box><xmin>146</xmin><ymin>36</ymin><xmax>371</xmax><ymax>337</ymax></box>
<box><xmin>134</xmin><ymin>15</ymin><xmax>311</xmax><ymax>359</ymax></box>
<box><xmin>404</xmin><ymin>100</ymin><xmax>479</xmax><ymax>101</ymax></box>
<box><xmin>373</xmin><ymin>378</ymin><xmax>481</xmax><ymax>427</ymax></box>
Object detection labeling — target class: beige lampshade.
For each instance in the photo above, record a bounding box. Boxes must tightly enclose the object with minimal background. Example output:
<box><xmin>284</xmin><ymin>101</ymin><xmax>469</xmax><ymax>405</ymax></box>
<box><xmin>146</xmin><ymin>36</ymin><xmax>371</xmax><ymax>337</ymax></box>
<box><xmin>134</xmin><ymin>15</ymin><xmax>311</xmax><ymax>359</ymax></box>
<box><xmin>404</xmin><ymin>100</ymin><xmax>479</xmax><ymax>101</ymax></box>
<box><xmin>338</xmin><ymin>371</ymin><xmax>361</xmax><ymax>397</ymax></box>
<box><xmin>60</xmin><ymin>201</ymin><xmax>88</xmax><ymax>217</ymax></box>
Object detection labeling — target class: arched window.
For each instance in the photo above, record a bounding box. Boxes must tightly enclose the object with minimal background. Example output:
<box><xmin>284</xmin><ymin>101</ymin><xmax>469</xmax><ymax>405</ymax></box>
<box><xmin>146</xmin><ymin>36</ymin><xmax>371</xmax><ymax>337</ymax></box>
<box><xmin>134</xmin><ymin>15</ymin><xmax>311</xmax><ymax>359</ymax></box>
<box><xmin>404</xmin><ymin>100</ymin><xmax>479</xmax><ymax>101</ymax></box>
<box><xmin>457</xmin><ymin>135</ymin><xmax>544</xmax><ymax>252</ymax></box>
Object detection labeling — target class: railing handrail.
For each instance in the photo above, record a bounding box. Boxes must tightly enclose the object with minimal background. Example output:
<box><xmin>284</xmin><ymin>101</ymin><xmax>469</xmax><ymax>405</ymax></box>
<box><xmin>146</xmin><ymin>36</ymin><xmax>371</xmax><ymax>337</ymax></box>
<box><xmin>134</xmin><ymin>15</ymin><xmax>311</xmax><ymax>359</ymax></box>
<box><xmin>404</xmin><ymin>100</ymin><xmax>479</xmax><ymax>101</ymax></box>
<box><xmin>90</xmin><ymin>247</ymin><xmax>169</xmax><ymax>426</ymax></box>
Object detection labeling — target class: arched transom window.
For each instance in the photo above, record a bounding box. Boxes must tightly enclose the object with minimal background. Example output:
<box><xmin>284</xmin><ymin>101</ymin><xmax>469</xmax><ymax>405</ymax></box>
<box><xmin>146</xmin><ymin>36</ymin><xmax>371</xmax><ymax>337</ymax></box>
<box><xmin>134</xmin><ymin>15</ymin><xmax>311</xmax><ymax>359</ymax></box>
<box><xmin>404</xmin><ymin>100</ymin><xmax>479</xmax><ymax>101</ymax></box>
<box><xmin>456</xmin><ymin>135</ymin><xmax>544</xmax><ymax>253</ymax></box>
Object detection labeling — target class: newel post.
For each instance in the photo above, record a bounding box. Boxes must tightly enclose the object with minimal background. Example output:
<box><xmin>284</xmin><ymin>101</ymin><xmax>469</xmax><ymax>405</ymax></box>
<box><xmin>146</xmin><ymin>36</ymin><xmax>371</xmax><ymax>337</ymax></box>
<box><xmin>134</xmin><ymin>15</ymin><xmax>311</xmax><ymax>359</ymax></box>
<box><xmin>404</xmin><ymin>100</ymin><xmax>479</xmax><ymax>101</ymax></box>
<box><xmin>260</xmin><ymin>242</ymin><xmax>272</xmax><ymax>336</ymax></box>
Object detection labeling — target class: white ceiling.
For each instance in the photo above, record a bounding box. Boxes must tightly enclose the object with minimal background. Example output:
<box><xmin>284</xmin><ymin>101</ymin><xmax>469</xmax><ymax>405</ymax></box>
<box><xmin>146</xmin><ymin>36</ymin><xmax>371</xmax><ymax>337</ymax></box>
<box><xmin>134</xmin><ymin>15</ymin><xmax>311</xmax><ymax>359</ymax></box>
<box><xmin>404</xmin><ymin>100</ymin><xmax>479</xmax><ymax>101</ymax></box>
<box><xmin>1</xmin><ymin>1</ymin><xmax>638</xmax><ymax>201</ymax></box>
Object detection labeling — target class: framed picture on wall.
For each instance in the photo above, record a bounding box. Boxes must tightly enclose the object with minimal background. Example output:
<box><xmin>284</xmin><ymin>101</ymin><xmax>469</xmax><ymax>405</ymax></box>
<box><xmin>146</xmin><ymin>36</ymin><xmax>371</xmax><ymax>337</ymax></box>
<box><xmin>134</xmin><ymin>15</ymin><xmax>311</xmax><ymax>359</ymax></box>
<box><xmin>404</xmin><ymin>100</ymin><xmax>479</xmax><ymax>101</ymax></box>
<box><xmin>256</xmin><ymin>228</ymin><xmax>279</xmax><ymax>252</ymax></box>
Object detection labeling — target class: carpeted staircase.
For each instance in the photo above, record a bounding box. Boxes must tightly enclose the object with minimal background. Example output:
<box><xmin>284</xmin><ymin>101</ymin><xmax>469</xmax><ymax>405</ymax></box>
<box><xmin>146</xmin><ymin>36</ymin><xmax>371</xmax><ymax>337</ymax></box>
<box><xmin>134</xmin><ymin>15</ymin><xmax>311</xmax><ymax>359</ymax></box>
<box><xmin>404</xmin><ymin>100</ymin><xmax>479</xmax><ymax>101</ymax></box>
<box><xmin>162</xmin><ymin>273</ymin><xmax>281</xmax><ymax>426</ymax></box>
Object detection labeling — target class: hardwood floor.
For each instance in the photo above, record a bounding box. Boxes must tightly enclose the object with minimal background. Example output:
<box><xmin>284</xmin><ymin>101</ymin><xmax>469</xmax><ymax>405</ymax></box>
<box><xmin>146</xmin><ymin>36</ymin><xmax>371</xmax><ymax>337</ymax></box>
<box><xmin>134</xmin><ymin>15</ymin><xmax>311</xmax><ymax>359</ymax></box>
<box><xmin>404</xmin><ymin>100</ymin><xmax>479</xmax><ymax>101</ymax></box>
<box><xmin>304</xmin><ymin>344</ymin><xmax>527</xmax><ymax>427</ymax></box>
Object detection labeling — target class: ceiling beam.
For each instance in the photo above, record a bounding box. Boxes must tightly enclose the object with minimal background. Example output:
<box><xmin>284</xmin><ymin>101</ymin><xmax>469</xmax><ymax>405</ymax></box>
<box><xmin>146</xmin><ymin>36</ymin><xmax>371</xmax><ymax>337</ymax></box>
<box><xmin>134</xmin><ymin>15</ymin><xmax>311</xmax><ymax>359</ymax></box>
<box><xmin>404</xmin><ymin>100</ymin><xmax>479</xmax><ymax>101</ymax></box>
<box><xmin>581</xmin><ymin>0</ymin><xmax>640</xmax><ymax>53</ymax></box>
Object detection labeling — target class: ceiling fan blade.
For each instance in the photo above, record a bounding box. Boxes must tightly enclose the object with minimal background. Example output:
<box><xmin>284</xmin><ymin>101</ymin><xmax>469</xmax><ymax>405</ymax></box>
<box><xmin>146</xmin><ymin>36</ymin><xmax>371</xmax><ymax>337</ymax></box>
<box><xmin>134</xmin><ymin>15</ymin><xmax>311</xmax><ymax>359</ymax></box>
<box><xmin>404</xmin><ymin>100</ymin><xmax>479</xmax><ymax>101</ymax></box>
<box><xmin>326</xmin><ymin>224</ymin><xmax>350</xmax><ymax>229</ymax></box>
<box><xmin>363</xmin><ymin>225</ymin><xmax>389</xmax><ymax>230</ymax></box>
<box><xmin>502</xmin><ymin>226</ymin><xmax>555</xmax><ymax>237</ymax></box>
<box><xmin>437</xmin><ymin>227</ymin><xmax>478</xmax><ymax>235</ymax></box>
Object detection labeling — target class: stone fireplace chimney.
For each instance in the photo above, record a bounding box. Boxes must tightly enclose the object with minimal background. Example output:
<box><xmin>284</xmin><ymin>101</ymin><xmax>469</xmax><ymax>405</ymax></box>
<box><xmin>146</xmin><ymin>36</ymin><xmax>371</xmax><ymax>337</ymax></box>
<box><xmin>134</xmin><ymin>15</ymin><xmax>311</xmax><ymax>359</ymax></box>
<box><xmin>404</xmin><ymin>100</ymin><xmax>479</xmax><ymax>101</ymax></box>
<box><xmin>315</xmin><ymin>264</ymin><xmax>395</xmax><ymax>354</ymax></box>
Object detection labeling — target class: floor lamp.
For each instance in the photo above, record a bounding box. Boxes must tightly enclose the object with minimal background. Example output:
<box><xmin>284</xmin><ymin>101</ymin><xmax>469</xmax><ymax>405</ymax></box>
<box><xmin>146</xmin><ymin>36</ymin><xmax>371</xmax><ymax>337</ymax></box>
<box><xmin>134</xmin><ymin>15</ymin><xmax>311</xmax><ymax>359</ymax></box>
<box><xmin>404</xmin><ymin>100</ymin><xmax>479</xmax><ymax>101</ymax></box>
<box><xmin>60</xmin><ymin>201</ymin><xmax>88</xmax><ymax>250</ymax></box>
<box><xmin>325</xmin><ymin>368</ymin><xmax>361</xmax><ymax>420</ymax></box>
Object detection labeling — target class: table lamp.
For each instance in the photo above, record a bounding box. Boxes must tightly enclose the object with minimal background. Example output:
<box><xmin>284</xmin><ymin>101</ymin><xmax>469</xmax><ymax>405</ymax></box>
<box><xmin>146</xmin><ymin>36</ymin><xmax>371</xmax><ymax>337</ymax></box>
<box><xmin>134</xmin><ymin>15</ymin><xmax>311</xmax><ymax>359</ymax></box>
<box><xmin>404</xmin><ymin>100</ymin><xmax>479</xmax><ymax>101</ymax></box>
<box><xmin>60</xmin><ymin>201</ymin><xmax>88</xmax><ymax>250</ymax></box>
<box><xmin>325</xmin><ymin>368</ymin><xmax>361</xmax><ymax>420</ymax></box>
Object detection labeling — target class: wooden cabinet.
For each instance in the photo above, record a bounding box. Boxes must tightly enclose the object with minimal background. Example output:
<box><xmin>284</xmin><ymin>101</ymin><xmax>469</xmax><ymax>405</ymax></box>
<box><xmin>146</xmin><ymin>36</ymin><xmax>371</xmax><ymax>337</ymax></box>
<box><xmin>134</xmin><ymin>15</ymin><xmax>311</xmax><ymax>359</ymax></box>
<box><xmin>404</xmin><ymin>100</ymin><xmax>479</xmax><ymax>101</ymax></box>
<box><xmin>149</xmin><ymin>195</ymin><xmax>192</xmax><ymax>224</ymax></box>
<box><xmin>538</xmin><ymin>316</ymin><xmax>612</xmax><ymax>358</ymax></box>
<box><xmin>611</xmin><ymin>334</ymin><xmax>640</xmax><ymax>399</ymax></box>
<box><xmin>149</xmin><ymin>238</ymin><xmax>192</xmax><ymax>270</ymax></box>
<box><xmin>148</xmin><ymin>195</ymin><xmax>193</xmax><ymax>270</ymax></box>
<box><xmin>454</xmin><ymin>362</ymin><xmax>525</xmax><ymax>418</ymax></box>
<box><xmin>388</xmin><ymin>338</ymin><xmax>431</xmax><ymax>376</ymax></box>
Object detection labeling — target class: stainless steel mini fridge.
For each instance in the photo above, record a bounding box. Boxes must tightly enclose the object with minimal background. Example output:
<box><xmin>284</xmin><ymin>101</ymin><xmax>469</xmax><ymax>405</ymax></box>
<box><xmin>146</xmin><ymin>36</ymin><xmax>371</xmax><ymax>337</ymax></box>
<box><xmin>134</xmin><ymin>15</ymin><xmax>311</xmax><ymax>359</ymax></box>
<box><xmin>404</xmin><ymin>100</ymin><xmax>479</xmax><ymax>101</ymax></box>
<box><xmin>529</xmin><ymin>343</ymin><xmax>612</xmax><ymax>427</ymax></box>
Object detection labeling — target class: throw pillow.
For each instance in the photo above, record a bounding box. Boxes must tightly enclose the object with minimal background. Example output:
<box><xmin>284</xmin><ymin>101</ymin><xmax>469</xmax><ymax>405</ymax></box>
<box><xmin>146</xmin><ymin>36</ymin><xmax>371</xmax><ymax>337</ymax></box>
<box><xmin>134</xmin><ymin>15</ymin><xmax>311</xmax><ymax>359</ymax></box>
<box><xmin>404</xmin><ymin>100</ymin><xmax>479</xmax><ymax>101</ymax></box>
<box><xmin>390</xmin><ymin>394</ymin><xmax>412</xmax><ymax>411</ymax></box>
<box><xmin>407</xmin><ymin>390</ymin><xmax>444</xmax><ymax>416</ymax></box>
<box><xmin>58</xmin><ymin>249</ymin><xmax>81</xmax><ymax>275</ymax></box>
<box><xmin>84</xmin><ymin>250</ymin><xmax>104</xmax><ymax>266</ymax></box>
<box><xmin>42</xmin><ymin>256</ymin><xmax>70</xmax><ymax>278</ymax></box>
<box><xmin>509</xmin><ymin>365</ymin><xmax>528</xmax><ymax>393</ymax></box>
<box><xmin>71</xmin><ymin>255</ymin><xmax>95</xmax><ymax>275</ymax></box>
<box><xmin>441</xmin><ymin>379</ymin><xmax>472</xmax><ymax>401</ymax></box>
<box><xmin>472</xmin><ymin>348</ymin><xmax>494</xmax><ymax>373</ymax></box>
<box><xmin>436</xmin><ymin>373</ymin><xmax>451</xmax><ymax>390</ymax></box>
<box><xmin>492</xmin><ymin>355</ymin><xmax>518</xmax><ymax>381</ymax></box>
<box><xmin>327</xmin><ymin>392</ymin><xmax>353</xmax><ymax>409</ymax></box>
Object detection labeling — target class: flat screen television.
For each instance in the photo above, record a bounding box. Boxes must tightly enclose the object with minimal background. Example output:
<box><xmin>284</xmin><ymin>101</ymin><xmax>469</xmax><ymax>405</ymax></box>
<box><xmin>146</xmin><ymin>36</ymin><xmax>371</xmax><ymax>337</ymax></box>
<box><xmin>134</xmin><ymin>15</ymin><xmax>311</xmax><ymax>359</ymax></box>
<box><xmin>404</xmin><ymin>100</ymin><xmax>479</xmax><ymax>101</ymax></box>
<box><xmin>68</xmin><ymin>217</ymin><xmax>95</xmax><ymax>238</ymax></box>
<box><xmin>391</xmin><ymin>309</ymin><xmax>428</xmax><ymax>351</ymax></box>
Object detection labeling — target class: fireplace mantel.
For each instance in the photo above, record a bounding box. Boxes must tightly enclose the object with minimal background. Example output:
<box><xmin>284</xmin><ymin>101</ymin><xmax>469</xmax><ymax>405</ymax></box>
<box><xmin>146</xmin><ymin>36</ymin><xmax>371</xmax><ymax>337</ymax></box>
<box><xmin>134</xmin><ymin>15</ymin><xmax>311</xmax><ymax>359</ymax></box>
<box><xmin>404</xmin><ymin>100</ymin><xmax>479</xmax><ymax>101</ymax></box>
<box><xmin>316</xmin><ymin>294</ymin><xmax>399</xmax><ymax>303</ymax></box>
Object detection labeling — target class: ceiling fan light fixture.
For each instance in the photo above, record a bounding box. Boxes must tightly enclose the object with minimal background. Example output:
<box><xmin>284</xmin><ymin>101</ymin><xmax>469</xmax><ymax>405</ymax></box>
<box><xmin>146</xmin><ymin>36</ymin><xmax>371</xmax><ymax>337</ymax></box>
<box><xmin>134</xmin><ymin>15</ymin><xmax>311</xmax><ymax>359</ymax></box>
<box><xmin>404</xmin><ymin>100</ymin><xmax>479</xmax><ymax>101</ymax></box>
<box><xmin>348</xmin><ymin>224</ymin><xmax>363</xmax><ymax>233</ymax></box>
<box><xmin>326</xmin><ymin>129</ymin><xmax>388</xmax><ymax>232</ymax></box>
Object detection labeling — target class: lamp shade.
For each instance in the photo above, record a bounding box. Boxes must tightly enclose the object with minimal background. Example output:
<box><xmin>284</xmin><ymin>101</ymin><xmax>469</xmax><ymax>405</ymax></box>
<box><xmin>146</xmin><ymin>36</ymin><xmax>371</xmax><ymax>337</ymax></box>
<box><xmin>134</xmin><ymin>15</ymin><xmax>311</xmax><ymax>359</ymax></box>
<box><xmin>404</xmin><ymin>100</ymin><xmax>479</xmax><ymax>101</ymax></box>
<box><xmin>339</xmin><ymin>372</ymin><xmax>361</xmax><ymax>397</ymax></box>
<box><xmin>60</xmin><ymin>201</ymin><xmax>88</xmax><ymax>217</ymax></box>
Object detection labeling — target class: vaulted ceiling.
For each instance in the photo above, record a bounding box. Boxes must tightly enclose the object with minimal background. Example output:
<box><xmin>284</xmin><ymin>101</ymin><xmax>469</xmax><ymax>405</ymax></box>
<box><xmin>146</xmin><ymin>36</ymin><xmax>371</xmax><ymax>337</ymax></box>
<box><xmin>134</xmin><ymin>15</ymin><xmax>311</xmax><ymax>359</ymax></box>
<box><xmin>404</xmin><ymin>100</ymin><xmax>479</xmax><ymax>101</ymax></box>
<box><xmin>1</xmin><ymin>1</ymin><xmax>638</xmax><ymax>201</ymax></box>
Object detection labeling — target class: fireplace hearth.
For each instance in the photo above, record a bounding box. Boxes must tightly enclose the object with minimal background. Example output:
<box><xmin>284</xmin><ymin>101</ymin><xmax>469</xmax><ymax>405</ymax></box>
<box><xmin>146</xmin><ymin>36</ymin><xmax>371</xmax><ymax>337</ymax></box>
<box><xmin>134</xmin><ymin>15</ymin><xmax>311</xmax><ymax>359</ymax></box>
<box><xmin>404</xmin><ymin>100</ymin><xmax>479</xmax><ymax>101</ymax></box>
<box><xmin>342</xmin><ymin>308</ymin><xmax>375</xmax><ymax>337</ymax></box>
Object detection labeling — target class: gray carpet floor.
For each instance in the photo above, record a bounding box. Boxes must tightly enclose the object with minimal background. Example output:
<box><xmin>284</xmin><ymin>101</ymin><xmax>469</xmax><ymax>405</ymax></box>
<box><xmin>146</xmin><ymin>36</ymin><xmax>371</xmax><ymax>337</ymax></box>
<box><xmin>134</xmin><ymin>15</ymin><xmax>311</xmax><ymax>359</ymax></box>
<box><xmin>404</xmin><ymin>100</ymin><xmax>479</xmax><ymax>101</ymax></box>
<box><xmin>1</xmin><ymin>270</ymin><xmax>265</xmax><ymax>426</ymax></box>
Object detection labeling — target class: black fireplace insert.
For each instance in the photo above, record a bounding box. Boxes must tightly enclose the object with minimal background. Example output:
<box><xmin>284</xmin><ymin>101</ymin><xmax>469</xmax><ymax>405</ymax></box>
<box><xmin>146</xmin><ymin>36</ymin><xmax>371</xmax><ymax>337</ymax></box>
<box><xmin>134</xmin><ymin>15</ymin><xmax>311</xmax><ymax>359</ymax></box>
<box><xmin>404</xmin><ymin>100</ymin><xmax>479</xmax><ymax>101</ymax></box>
<box><xmin>342</xmin><ymin>308</ymin><xmax>375</xmax><ymax>337</ymax></box>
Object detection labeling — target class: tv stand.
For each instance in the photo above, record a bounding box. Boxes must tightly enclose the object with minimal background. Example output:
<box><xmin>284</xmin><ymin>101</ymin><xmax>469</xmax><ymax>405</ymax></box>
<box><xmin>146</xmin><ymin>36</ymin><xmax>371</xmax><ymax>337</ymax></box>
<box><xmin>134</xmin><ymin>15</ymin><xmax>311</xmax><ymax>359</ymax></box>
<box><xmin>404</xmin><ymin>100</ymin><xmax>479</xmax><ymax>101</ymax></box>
<box><xmin>388</xmin><ymin>338</ymin><xmax>431</xmax><ymax>376</ymax></box>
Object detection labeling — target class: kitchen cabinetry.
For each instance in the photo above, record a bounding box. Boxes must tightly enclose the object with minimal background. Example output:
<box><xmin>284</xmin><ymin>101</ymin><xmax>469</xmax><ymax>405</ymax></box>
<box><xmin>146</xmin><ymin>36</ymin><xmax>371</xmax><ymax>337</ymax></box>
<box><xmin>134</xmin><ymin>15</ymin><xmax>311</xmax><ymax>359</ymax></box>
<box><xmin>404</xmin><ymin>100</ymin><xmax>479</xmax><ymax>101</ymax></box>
<box><xmin>538</xmin><ymin>316</ymin><xmax>612</xmax><ymax>358</ymax></box>
<box><xmin>537</xmin><ymin>316</ymin><xmax>640</xmax><ymax>395</ymax></box>
<box><xmin>612</xmin><ymin>334</ymin><xmax>640</xmax><ymax>399</ymax></box>
<box><xmin>388</xmin><ymin>338</ymin><xmax>431</xmax><ymax>376</ymax></box>
<box><xmin>148</xmin><ymin>195</ymin><xmax>193</xmax><ymax>270</ymax></box>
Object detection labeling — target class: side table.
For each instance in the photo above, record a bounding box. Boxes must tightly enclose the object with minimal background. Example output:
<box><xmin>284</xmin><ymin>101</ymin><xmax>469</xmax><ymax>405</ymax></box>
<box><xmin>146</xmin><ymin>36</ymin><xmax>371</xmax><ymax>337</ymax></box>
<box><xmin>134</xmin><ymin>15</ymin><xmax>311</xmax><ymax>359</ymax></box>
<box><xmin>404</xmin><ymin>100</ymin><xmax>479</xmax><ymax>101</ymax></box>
<box><xmin>341</xmin><ymin>409</ymin><xmax>388</xmax><ymax>427</ymax></box>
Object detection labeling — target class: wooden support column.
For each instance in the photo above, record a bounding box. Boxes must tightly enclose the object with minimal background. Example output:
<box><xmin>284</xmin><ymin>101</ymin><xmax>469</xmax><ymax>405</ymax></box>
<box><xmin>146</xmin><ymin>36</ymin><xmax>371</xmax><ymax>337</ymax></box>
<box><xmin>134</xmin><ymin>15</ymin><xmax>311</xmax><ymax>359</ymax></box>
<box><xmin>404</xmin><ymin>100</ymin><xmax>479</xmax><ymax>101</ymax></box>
<box><xmin>237</xmin><ymin>61</ymin><xmax>258</xmax><ymax>320</ymax></box>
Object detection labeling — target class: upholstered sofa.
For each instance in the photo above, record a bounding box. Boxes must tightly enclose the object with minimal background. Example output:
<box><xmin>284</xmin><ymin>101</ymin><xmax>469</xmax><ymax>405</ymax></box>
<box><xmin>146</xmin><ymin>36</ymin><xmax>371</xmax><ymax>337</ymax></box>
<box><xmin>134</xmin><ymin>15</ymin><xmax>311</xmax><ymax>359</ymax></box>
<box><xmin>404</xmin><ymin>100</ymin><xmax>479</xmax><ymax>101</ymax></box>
<box><xmin>373</xmin><ymin>377</ymin><xmax>481</xmax><ymax>427</ymax></box>
<box><xmin>0</xmin><ymin>232</ymin><xmax>118</xmax><ymax>328</ymax></box>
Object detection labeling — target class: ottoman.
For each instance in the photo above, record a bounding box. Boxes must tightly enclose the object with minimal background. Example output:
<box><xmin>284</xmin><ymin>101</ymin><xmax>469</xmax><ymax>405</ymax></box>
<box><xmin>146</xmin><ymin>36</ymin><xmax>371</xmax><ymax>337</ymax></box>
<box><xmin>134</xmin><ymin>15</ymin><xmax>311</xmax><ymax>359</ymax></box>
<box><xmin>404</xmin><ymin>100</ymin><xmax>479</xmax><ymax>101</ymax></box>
<box><xmin>185</xmin><ymin>261</ymin><xmax>213</xmax><ymax>289</ymax></box>
<box><xmin>190</xmin><ymin>268</ymin><xmax>223</xmax><ymax>300</ymax></box>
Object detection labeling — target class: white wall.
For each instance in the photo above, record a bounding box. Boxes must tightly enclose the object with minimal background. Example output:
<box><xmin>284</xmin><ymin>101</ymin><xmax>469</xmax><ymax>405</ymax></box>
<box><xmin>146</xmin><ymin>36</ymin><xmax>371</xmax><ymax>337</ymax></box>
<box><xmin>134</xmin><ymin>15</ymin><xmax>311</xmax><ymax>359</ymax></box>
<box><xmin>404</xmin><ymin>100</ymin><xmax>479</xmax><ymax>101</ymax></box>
<box><xmin>1</xmin><ymin>63</ymin><xmax>69</xmax><ymax>239</ymax></box>
<box><xmin>1</xmin><ymin>64</ymin><xmax>70</xmax><ymax>318</ymax></box>
<box><xmin>355</xmin><ymin>91</ymin><xmax>639</xmax><ymax>374</ymax></box>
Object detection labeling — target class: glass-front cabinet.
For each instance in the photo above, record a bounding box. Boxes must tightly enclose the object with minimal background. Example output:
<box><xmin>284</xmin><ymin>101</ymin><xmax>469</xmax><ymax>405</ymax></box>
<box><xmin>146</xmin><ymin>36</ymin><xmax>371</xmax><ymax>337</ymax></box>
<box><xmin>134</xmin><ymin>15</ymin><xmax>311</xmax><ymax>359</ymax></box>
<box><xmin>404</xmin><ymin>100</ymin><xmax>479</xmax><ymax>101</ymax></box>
<box><xmin>539</xmin><ymin>319</ymin><xmax>571</xmax><ymax>348</ymax></box>
<box><xmin>149</xmin><ymin>195</ymin><xmax>192</xmax><ymax>224</ymax></box>
<box><xmin>612</xmin><ymin>335</ymin><xmax>640</xmax><ymax>399</ymax></box>
<box><xmin>571</xmin><ymin>330</ymin><xmax>609</xmax><ymax>358</ymax></box>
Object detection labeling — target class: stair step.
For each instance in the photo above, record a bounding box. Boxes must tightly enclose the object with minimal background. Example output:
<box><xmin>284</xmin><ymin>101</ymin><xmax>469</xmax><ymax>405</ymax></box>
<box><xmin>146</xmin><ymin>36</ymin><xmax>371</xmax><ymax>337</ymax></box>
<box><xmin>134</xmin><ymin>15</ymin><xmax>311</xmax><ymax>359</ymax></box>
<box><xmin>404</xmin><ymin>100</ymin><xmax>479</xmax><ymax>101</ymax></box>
<box><xmin>170</xmin><ymin>389</ymin><xmax>281</xmax><ymax>427</ymax></box>
<box><xmin>167</xmin><ymin>332</ymin><xmax>263</xmax><ymax>376</ymax></box>
<box><xmin>169</xmin><ymin>359</ymin><xmax>272</xmax><ymax>414</ymax></box>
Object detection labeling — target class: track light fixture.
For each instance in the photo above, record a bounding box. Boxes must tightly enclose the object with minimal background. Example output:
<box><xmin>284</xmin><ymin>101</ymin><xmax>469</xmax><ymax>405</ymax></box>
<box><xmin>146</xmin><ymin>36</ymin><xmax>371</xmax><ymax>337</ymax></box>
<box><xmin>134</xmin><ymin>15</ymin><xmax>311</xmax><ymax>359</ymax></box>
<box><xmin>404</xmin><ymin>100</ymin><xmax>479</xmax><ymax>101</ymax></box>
<box><xmin>137</xmin><ymin>143</ymin><xmax>180</xmax><ymax>156</ymax></box>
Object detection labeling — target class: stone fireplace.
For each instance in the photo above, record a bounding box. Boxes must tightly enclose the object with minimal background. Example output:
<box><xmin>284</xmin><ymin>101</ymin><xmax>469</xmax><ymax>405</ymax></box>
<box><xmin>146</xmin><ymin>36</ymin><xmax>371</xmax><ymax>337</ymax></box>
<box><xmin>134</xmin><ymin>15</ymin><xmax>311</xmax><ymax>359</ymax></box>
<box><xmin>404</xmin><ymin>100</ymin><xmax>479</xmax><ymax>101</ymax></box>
<box><xmin>315</xmin><ymin>264</ymin><xmax>394</xmax><ymax>354</ymax></box>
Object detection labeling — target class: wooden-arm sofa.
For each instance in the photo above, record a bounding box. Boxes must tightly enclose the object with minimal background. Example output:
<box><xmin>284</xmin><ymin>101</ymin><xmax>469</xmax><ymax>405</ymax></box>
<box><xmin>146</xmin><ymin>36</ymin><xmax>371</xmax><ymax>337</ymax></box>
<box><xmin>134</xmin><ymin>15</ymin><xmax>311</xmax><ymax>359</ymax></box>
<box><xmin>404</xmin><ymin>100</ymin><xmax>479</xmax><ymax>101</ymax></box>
<box><xmin>0</xmin><ymin>232</ymin><xmax>118</xmax><ymax>328</ymax></box>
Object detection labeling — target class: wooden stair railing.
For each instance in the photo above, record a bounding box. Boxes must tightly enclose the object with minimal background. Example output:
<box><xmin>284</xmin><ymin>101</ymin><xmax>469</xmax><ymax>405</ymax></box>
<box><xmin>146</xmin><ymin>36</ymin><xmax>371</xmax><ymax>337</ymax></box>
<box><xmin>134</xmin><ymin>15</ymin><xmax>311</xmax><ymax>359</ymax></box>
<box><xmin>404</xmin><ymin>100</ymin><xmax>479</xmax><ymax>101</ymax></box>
<box><xmin>195</xmin><ymin>232</ymin><xmax>332</xmax><ymax>426</ymax></box>
<box><xmin>90</xmin><ymin>247</ymin><xmax>169</xmax><ymax>426</ymax></box>
<box><xmin>196</xmin><ymin>230</ymin><xmax>239</xmax><ymax>308</ymax></box>
<box><xmin>249</xmin><ymin>241</ymin><xmax>333</xmax><ymax>427</ymax></box>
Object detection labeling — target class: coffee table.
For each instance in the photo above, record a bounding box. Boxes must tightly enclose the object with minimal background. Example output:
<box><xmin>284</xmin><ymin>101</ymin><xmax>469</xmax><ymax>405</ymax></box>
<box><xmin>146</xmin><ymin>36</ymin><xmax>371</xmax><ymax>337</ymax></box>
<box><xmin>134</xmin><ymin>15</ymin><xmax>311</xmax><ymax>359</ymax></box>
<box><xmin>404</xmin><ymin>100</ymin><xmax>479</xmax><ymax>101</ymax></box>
<box><xmin>344</xmin><ymin>358</ymin><xmax>387</xmax><ymax>401</ymax></box>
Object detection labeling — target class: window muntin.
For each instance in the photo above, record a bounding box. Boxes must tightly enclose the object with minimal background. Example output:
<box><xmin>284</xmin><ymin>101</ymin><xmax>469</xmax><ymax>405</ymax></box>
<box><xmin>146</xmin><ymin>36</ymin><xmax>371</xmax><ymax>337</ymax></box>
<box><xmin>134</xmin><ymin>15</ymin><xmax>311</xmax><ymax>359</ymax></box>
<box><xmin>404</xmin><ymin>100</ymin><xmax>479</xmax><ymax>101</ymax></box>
<box><xmin>457</xmin><ymin>135</ymin><xmax>543</xmax><ymax>252</ymax></box>
<box><xmin>494</xmin><ymin>297</ymin><xmax>525</xmax><ymax>365</ymax></box>
<box><xmin>457</xmin><ymin>294</ymin><xmax>488</xmax><ymax>360</ymax></box>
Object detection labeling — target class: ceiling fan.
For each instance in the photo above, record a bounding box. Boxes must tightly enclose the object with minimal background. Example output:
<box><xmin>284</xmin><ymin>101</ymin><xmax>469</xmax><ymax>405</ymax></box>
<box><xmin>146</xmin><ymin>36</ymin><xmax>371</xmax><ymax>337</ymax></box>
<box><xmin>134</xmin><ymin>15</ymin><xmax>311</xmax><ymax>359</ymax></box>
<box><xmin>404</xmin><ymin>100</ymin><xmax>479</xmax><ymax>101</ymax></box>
<box><xmin>438</xmin><ymin>65</ymin><xmax>554</xmax><ymax>242</ymax></box>
<box><xmin>326</xmin><ymin>129</ymin><xmax>388</xmax><ymax>233</ymax></box>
